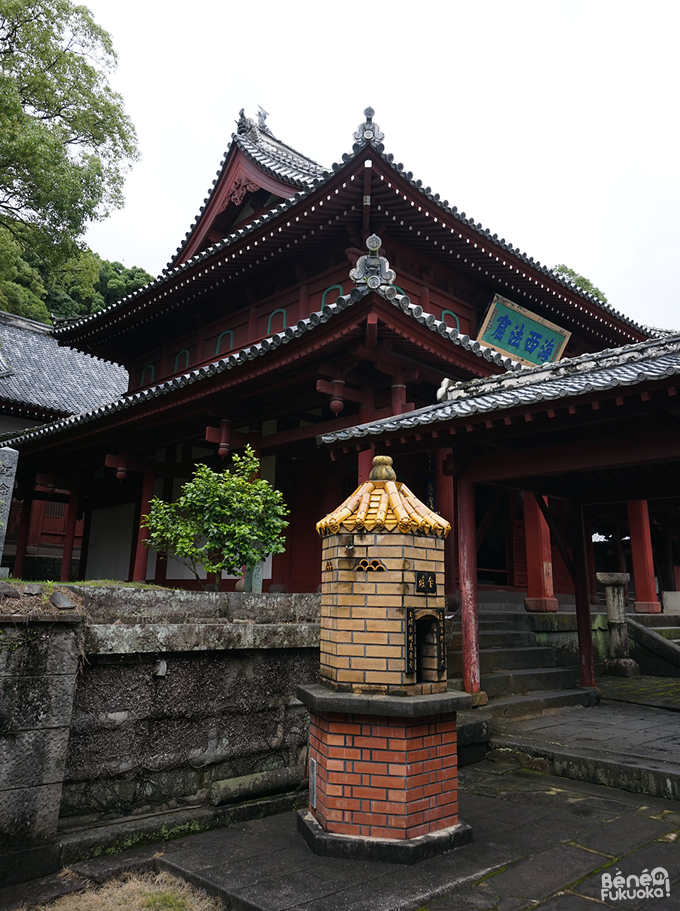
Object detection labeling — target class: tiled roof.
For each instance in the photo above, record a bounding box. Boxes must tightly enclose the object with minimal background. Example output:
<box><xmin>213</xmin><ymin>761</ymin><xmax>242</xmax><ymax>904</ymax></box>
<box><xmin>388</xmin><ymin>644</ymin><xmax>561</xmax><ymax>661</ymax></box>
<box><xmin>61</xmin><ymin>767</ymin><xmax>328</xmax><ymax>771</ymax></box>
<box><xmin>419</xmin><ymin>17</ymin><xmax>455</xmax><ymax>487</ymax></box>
<box><xmin>0</xmin><ymin>311</ymin><xmax>128</xmax><ymax>417</ymax></box>
<box><xmin>54</xmin><ymin>109</ymin><xmax>650</xmax><ymax>346</ymax></box>
<box><xmin>234</xmin><ymin>131</ymin><xmax>326</xmax><ymax>187</ymax></box>
<box><xmin>317</xmin><ymin>334</ymin><xmax>680</xmax><ymax>445</ymax></box>
<box><xmin>169</xmin><ymin>113</ymin><xmax>326</xmax><ymax>268</ymax></box>
<box><xmin>2</xmin><ymin>283</ymin><xmax>514</xmax><ymax>450</ymax></box>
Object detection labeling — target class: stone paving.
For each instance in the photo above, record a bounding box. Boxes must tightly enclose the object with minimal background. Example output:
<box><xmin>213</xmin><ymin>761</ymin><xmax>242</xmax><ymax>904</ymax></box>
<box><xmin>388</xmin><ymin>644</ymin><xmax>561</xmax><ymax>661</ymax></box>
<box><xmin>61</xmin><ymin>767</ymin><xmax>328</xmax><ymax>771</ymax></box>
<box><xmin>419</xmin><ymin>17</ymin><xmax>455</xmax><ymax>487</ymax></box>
<box><xmin>2</xmin><ymin>676</ymin><xmax>679</xmax><ymax>910</ymax></box>
<box><xmin>3</xmin><ymin>763</ymin><xmax>678</xmax><ymax>911</ymax></box>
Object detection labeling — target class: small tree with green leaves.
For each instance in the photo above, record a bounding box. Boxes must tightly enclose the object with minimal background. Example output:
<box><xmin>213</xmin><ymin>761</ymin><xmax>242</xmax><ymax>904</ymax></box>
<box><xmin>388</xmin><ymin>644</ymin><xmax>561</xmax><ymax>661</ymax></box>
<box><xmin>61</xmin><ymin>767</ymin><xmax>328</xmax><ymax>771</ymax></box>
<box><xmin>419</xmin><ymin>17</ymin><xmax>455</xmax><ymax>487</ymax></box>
<box><xmin>553</xmin><ymin>264</ymin><xmax>607</xmax><ymax>303</ymax></box>
<box><xmin>142</xmin><ymin>447</ymin><xmax>289</xmax><ymax>591</ymax></box>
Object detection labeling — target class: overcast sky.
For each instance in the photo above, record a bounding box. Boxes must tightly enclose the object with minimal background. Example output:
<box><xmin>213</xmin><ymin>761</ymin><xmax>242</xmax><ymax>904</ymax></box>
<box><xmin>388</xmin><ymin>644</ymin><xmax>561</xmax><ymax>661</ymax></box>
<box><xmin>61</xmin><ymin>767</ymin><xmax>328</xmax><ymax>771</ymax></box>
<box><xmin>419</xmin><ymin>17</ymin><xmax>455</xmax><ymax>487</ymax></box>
<box><xmin>83</xmin><ymin>0</ymin><xmax>680</xmax><ymax>331</ymax></box>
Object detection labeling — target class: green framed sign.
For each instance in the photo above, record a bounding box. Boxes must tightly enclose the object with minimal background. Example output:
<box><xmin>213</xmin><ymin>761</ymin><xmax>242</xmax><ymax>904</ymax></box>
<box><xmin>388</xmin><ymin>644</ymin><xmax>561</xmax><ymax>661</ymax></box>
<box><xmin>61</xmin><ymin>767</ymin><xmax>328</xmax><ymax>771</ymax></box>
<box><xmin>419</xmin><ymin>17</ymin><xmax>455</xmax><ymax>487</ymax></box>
<box><xmin>477</xmin><ymin>294</ymin><xmax>571</xmax><ymax>367</ymax></box>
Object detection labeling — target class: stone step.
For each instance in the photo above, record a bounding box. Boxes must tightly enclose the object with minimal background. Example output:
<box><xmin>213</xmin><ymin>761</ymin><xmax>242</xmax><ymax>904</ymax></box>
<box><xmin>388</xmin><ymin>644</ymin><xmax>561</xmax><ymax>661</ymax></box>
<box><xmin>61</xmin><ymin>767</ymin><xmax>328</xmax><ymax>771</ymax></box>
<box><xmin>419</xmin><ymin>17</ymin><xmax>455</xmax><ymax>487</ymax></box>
<box><xmin>448</xmin><ymin>630</ymin><xmax>536</xmax><ymax>650</ymax></box>
<box><xmin>481</xmin><ymin>666</ymin><xmax>577</xmax><ymax>698</ymax></box>
<box><xmin>449</xmin><ymin>645</ymin><xmax>557</xmax><ymax>675</ymax></box>
<box><xmin>657</xmin><ymin>627</ymin><xmax>680</xmax><ymax>640</ymax></box>
<box><xmin>481</xmin><ymin>687</ymin><xmax>599</xmax><ymax>721</ymax></box>
<box><xmin>487</xmin><ymin>725</ymin><xmax>680</xmax><ymax>801</ymax></box>
<box><xmin>633</xmin><ymin>614</ymin><xmax>680</xmax><ymax>628</ymax></box>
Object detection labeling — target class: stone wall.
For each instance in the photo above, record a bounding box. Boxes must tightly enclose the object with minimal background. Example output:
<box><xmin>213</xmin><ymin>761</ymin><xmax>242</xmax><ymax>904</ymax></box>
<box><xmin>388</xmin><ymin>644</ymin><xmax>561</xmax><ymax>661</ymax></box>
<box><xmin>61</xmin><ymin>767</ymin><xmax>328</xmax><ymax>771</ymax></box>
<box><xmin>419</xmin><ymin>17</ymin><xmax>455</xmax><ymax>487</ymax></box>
<box><xmin>62</xmin><ymin>647</ymin><xmax>316</xmax><ymax>820</ymax></box>
<box><xmin>0</xmin><ymin>589</ymin><xmax>321</xmax><ymax>886</ymax></box>
<box><xmin>0</xmin><ymin>615</ymin><xmax>81</xmax><ymax>885</ymax></box>
<box><xmin>63</xmin><ymin>589</ymin><xmax>320</xmax><ymax>823</ymax></box>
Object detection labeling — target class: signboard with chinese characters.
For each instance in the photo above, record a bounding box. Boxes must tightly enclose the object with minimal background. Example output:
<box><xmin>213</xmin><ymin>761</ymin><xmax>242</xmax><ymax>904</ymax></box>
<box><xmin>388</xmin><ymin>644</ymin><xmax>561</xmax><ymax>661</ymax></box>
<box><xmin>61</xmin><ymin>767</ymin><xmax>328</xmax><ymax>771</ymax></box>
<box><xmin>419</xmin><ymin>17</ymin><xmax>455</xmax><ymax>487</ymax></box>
<box><xmin>477</xmin><ymin>294</ymin><xmax>571</xmax><ymax>368</ymax></box>
<box><xmin>415</xmin><ymin>571</ymin><xmax>437</xmax><ymax>595</ymax></box>
<box><xmin>0</xmin><ymin>448</ymin><xmax>18</xmax><ymax>578</ymax></box>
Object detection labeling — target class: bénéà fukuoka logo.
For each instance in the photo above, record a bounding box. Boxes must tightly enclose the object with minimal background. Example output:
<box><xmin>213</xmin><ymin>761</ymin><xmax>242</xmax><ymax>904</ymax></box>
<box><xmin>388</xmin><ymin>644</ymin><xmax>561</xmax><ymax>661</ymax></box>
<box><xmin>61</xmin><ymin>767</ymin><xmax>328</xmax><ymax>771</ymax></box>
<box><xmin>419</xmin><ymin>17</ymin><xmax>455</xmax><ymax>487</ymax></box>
<box><xmin>601</xmin><ymin>867</ymin><xmax>670</xmax><ymax>902</ymax></box>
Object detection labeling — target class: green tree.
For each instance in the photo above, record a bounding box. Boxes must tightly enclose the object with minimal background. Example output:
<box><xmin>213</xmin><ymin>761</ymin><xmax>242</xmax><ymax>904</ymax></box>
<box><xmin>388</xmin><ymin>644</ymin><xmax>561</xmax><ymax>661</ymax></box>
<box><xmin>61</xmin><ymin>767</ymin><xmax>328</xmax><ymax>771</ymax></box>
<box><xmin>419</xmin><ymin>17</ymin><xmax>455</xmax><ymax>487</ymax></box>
<box><xmin>142</xmin><ymin>447</ymin><xmax>289</xmax><ymax>591</ymax></box>
<box><xmin>47</xmin><ymin>252</ymin><xmax>153</xmax><ymax>319</ymax></box>
<box><xmin>0</xmin><ymin>225</ymin><xmax>49</xmax><ymax>320</ymax></box>
<box><xmin>0</xmin><ymin>0</ymin><xmax>138</xmax><ymax>265</ymax></box>
<box><xmin>553</xmin><ymin>264</ymin><xmax>607</xmax><ymax>303</ymax></box>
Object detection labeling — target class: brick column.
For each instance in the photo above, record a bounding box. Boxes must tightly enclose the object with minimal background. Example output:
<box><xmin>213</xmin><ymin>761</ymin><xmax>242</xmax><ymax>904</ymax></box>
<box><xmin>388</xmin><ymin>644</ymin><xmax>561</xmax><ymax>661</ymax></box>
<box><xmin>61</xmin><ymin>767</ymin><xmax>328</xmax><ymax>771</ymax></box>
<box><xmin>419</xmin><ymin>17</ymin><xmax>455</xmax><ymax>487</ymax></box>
<box><xmin>297</xmin><ymin>686</ymin><xmax>472</xmax><ymax>863</ymax></box>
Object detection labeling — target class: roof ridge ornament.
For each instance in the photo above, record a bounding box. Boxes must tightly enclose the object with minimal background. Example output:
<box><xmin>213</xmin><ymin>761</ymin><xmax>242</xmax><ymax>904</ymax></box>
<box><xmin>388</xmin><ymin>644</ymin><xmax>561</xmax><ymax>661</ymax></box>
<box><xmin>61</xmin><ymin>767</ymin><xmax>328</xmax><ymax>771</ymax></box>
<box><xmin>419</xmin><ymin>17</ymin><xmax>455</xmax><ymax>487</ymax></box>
<box><xmin>353</xmin><ymin>106</ymin><xmax>384</xmax><ymax>146</ymax></box>
<box><xmin>237</xmin><ymin>107</ymin><xmax>274</xmax><ymax>142</ymax></box>
<box><xmin>349</xmin><ymin>234</ymin><xmax>396</xmax><ymax>294</ymax></box>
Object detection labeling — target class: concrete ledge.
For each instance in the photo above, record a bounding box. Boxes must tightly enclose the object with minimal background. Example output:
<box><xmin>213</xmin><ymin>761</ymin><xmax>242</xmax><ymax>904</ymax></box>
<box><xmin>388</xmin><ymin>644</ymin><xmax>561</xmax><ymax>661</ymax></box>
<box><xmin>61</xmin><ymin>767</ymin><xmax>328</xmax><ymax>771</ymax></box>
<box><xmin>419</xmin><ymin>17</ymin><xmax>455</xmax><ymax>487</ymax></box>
<box><xmin>297</xmin><ymin>809</ymin><xmax>473</xmax><ymax>865</ymax></box>
<box><xmin>85</xmin><ymin>621</ymin><xmax>320</xmax><ymax>654</ymax></box>
<box><xmin>488</xmin><ymin>735</ymin><xmax>680</xmax><ymax>801</ymax></box>
<box><xmin>296</xmin><ymin>684</ymin><xmax>472</xmax><ymax>716</ymax></box>
<box><xmin>57</xmin><ymin>789</ymin><xmax>309</xmax><ymax>868</ymax></box>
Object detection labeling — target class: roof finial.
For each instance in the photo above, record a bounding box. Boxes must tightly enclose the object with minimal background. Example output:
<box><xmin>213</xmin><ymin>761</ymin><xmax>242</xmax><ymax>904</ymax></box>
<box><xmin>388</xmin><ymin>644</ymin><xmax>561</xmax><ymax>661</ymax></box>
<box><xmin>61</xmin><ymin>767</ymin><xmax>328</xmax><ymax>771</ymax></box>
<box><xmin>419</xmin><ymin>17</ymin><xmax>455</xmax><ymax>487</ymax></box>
<box><xmin>236</xmin><ymin>108</ymin><xmax>260</xmax><ymax>142</ymax></box>
<box><xmin>369</xmin><ymin>455</ymin><xmax>396</xmax><ymax>481</ymax></box>
<box><xmin>257</xmin><ymin>105</ymin><xmax>269</xmax><ymax>131</ymax></box>
<box><xmin>353</xmin><ymin>107</ymin><xmax>384</xmax><ymax>145</ymax></box>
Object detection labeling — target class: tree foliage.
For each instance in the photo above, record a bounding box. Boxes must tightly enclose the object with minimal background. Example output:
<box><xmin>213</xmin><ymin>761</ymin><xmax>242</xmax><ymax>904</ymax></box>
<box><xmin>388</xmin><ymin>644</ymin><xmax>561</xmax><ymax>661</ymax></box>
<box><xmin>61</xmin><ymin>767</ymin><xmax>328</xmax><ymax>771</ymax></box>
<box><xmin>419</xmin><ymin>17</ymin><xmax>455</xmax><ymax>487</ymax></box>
<box><xmin>142</xmin><ymin>448</ymin><xmax>289</xmax><ymax>591</ymax></box>
<box><xmin>0</xmin><ymin>0</ymin><xmax>138</xmax><ymax>255</ymax></box>
<box><xmin>553</xmin><ymin>264</ymin><xmax>607</xmax><ymax>303</ymax></box>
<box><xmin>0</xmin><ymin>232</ymin><xmax>153</xmax><ymax>322</ymax></box>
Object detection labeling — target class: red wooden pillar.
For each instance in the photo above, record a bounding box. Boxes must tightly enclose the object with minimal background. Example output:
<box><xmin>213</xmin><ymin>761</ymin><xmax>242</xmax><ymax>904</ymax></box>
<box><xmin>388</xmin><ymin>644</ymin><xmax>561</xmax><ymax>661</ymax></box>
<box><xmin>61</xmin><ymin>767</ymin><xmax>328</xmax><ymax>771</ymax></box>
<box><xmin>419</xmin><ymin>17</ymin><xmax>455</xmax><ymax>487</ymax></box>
<box><xmin>13</xmin><ymin>496</ymin><xmax>32</xmax><ymax>579</ymax></box>
<box><xmin>60</xmin><ymin>488</ymin><xmax>79</xmax><ymax>582</ymax></box>
<box><xmin>570</xmin><ymin>502</ymin><xmax>597</xmax><ymax>688</ymax></box>
<box><xmin>358</xmin><ymin>446</ymin><xmax>375</xmax><ymax>485</ymax></box>
<box><xmin>627</xmin><ymin>500</ymin><xmax>661</xmax><ymax>613</ymax></box>
<box><xmin>524</xmin><ymin>494</ymin><xmax>558</xmax><ymax>612</ymax></box>
<box><xmin>457</xmin><ymin>469</ymin><xmax>480</xmax><ymax>693</ymax></box>
<box><xmin>132</xmin><ymin>464</ymin><xmax>155</xmax><ymax>582</ymax></box>
<box><xmin>435</xmin><ymin>450</ymin><xmax>456</xmax><ymax>592</ymax></box>
<box><xmin>584</xmin><ymin>517</ymin><xmax>599</xmax><ymax>603</ymax></box>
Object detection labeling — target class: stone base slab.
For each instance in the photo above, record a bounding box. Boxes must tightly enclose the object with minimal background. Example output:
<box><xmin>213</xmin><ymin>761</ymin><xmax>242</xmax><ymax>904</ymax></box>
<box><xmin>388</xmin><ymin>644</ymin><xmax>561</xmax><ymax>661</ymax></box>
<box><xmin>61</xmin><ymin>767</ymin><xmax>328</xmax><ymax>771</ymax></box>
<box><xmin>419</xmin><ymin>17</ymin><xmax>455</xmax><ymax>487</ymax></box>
<box><xmin>633</xmin><ymin>601</ymin><xmax>662</xmax><ymax>614</ymax></box>
<box><xmin>297</xmin><ymin>684</ymin><xmax>472</xmax><ymax>715</ymax></box>
<box><xmin>0</xmin><ymin>841</ymin><xmax>62</xmax><ymax>888</ymax></box>
<box><xmin>604</xmin><ymin>658</ymin><xmax>640</xmax><ymax>677</ymax></box>
<box><xmin>524</xmin><ymin>597</ymin><xmax>559</xmax><ymax>613</ymax></box>
<box><xmin>297</xmin><ymin>809</ymin><xmax>472</xmax><ymax>864</ymax></box>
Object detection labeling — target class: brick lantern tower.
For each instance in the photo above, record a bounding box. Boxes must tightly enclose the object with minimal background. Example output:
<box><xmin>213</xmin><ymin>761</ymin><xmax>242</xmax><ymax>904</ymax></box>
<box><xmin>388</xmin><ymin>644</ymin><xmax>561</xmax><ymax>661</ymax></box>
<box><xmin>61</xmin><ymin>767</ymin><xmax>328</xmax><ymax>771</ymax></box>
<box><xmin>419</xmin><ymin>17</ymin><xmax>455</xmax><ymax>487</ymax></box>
<box><xmin>297</xmin><ymin>455</ymin><xmax>472</xmax><ymax>863</ymax></box>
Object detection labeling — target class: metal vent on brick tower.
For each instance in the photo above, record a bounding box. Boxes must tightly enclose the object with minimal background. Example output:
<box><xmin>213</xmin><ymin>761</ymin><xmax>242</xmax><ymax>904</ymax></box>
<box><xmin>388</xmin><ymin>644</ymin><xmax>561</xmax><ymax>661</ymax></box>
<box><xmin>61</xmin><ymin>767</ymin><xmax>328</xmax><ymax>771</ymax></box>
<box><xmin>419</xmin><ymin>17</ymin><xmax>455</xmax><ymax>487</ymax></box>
<box><xmin>353</xmin><ymin>106</ymin><xmax>384</xmax><ymax>146</ymax></box>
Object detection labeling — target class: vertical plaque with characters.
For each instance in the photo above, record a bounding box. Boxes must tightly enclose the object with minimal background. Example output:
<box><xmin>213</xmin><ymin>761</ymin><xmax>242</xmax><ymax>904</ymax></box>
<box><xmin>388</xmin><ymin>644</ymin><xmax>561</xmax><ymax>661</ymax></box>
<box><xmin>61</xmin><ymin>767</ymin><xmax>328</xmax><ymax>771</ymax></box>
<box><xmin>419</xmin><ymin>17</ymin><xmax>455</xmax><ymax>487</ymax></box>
<box><xmin>0</xmin><ymin>448</ymin><xmax>18</xmax><ymax>578</ymax></box>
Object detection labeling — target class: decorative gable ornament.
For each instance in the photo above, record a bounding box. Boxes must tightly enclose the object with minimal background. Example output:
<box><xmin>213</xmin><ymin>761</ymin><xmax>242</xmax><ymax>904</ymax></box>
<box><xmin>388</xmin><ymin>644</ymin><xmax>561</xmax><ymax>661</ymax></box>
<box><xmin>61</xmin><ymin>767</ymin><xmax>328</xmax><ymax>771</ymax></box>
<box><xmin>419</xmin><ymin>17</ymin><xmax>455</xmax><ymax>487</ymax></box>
<box><xmin>353</xmin><ymin>106</ymin><xmax>384</xmax><ymax>145</ymax></box>
<box><xmin>348</xmin><ymin>234</ymin><xmax>397</xmax><ymax>296</ymax></box>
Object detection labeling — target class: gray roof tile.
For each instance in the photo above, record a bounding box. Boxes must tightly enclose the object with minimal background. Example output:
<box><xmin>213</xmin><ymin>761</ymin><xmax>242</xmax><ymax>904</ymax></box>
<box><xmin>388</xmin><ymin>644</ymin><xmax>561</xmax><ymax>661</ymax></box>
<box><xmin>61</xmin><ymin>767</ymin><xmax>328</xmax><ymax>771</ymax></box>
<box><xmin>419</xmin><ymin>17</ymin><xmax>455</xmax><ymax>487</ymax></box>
<box><xmin>2</xmin><ymin>283</ymin><xmax>507</xmax><ymax>450</ymax></box>
<box><xmin>317</xmin><ymin>335</ymin><xmax>680</xmax><ymax>445</ymax></box>
<box><xmin>0</xmin><ymin>311</ymin><xmax>128</xmax><ymax>417</ymax></box>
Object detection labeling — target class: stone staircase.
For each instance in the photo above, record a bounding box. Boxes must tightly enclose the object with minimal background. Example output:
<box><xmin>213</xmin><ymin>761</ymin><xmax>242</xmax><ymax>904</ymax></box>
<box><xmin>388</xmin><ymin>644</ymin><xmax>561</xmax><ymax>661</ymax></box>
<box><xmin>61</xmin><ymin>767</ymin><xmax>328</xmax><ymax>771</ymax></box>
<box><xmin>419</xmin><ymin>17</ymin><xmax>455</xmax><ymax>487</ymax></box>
<box><xmin>447</xmin><ymin>609</ymin><xmax>599</xmax><ymax>719</ymax></box>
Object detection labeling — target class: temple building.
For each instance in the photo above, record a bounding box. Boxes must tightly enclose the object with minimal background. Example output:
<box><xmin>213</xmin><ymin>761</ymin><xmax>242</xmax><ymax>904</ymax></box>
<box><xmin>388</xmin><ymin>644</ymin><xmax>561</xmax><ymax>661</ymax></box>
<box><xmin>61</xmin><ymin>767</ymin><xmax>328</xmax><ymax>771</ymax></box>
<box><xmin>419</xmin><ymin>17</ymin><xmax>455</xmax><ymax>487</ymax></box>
<box><xmin>0</xmin><ymin>310</ymin><xmax>127</xmax><ymax>577</ymax></box>
<box><xmin>2</xmin><ymin>108</ymin><xmax>678</xmax><ymax>670</ymax></box>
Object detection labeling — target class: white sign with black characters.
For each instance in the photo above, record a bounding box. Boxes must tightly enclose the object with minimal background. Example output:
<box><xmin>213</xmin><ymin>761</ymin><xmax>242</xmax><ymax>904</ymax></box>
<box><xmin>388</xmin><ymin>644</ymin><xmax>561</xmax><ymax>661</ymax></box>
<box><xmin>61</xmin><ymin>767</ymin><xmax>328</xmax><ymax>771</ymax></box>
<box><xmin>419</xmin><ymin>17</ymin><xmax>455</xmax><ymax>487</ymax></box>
<box><xmin>0</xmin><ymin>447</ymin><xmax>18</xmax><ymax>575</ymax></box>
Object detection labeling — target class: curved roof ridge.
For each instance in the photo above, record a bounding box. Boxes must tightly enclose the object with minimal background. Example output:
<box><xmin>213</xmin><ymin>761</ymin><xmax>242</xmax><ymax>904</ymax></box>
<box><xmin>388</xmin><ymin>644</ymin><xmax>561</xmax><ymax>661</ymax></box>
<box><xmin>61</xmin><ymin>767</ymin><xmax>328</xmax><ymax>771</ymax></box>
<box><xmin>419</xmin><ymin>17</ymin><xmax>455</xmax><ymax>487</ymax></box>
<box><xmin>317</xmin><ymin>334</ymin><xmax>680</xmax><ymax>447</ymax></box>
<box><xmin>53</xmin><ymin>109</ymin><xmax>649</xmax><ymax>347</ymax></box>
<box><xmin>7</xmin><ymin>284</ymin><xmax>507</xmax><ymax>451</ymax></box>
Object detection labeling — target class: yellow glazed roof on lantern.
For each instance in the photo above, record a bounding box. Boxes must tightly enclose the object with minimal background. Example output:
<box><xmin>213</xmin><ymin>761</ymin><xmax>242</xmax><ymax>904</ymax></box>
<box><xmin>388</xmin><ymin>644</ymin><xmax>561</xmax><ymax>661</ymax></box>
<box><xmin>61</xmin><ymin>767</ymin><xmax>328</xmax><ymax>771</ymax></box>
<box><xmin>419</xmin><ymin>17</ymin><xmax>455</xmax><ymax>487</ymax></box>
<box><xmin>316</xmin><ymin>456</ymin><xmax>450</xmax><ymax>538</ymax></box>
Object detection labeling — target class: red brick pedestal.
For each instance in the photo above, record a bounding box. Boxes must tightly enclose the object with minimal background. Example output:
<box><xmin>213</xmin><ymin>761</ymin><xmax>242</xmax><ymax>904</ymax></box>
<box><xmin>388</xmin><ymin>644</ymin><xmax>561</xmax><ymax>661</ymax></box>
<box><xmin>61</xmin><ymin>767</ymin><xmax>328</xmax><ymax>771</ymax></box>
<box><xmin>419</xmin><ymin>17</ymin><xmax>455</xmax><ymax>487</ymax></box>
<box><xmin>297</xmin><ymin>686</ymin><xmax>472</xmax><ymax>863</ymax></box>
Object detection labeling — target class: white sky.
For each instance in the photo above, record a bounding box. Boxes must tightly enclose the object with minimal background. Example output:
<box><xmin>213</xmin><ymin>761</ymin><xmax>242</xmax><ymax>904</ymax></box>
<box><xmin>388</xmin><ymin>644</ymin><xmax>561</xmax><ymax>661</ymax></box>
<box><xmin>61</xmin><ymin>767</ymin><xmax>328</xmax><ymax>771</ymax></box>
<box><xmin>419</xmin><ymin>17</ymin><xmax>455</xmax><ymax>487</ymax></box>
<box><xmin>83</xmin><ymin>0</ymin><xmax>680</xmax><ymax>331</ymax></box>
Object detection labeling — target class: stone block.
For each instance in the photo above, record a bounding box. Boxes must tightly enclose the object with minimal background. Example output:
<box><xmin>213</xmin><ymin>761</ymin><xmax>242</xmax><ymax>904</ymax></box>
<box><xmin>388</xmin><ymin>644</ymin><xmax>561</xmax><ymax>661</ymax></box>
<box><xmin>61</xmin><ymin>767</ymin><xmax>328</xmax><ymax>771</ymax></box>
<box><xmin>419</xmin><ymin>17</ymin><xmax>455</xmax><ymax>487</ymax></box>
<box><xmin>0</xmin><ymin>728</ymin><xmax>70</xmax><ymax>789</ymax></box>
<box><xmin>0</xmin><ymin>841</ymin><xmax>63</xmax><ymax>889</ymax></box>
<box><xmin>0</xmin><ymin>783</ymin><xmax>63</xmax><ymax>845</ymax></box>
<box><xmin>0</xmin><ymin>625</ymin><xmax>79</xmax><ymax>678</ymax></box>
<box><xmin>0</xmin><ymin>673</ymin><xmax>76</xmax><ymax>731</ymax></box>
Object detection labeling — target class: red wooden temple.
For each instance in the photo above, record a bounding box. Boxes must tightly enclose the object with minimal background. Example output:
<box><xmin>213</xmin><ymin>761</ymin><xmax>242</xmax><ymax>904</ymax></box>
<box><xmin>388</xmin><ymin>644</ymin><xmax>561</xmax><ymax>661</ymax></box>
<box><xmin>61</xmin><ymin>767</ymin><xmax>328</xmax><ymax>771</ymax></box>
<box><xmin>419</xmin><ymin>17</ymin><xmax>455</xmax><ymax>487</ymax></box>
<box><xmin>4</xmin><ymin>108</ymin><xmax>679</xmax><ymax>692</ymax></box>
